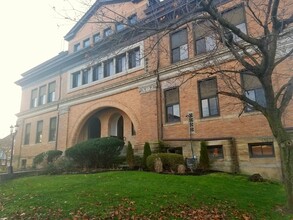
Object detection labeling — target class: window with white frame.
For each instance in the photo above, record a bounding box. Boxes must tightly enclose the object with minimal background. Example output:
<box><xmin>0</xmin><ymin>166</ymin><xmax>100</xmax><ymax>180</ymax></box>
<box><xmin>47</xmin><ymin>81</ymin><xmax>56</xmax><ymax>103</ymax></box>
<box><xmin>165</xmin><ymin>87</ymin><xmax>180</xmax><ymax>123</ymax></box>
<box><xmin>116</xmin><ymin>53</ymin><xmax>127</xmax><ymax>73</ymax></box>
<box><xmin>38</xmin><ymin>85</ymin><xmax>46</xmax><ymax>106</ymax></box>
<box><xmin>116</xmin><ymin>22</ymin><xmax>125</xmax><ymax>32</ymax></box>
<box><xmin>93</xmin><ymin>33</ymin><xmax>101</xmax><ymax>43</ymax></box>
<box><xmin>222</xmin><ymin>5</ymin><xmax>247</xmax><ymax>42</ymax></box>
<box><xmin>83</xmin><ymin>38</ymin><xmax>90</xmax><ymax>48</ymax></box>
<box><xmin>128</xmin><ymin>47</ymin><xmax>140</xmax><ymax>69</ymax></box>
<box><xmin>171</xmin><ymin>28</ymin><xmax>188</xmax><ymax>63</ymax></box>
<box><xmin>30</xmin><ymin>89</ymin><xmax>38</xmax><ymax>108</ymax></box>
<box><xmin>104</xmin><ymin>27</ymin><xmax>113</xmax><ymax>37</ymax></box>
<box><xmin>242</xmin><ymin>73</ymin><xmax>266</xmax><ymax>111</ymax></box>
<box><xmin>82</xmin><ymin>69</ymin><xmax>90</xmax><ymax>85</ymax></box>
<box><xmin>49</xmin><ymin>117</ymin><xmax>57</xmax><ymax>142</ymax></box>
<box><xmin>128</xmin><ymin>14</ymin><xmax>137</xmax><ymax>25</ymax></box>
<box><xmin>93</xmin><ymin>64</ymin><xmax>103</xmax><ymax>81</ymax></box>
<box><xmin>72</xmin><ymin>71</ymin><xmax>82</xmax><ymax>88</ymax></box>
<box><xmin>36</xmin><ymin>120</ymin><xmax>43</xmax><ymax>143</ymax></box>
<box><xmin>194</xmin><ymin>21</ymin><xmax>217</xmax><ymax>55</ymax></box>
<box><xmin>74</xmin><ymin>43</ymin><xmax>81</xmax><ymax>52</ymax></box>
<box><xmin>24</xmin><ymin>123</ymin><xmax>31</xmax><ymax>145</ymax></box>
<box><xmin>198</xmin><ymin>78</ymin><xmax>219</xmax><ymax>118</ymax></box>
<box><xmin>70</xmin><ymin>44</ymin><xmax>142</xmax><ymax>89</ymax></box>
<box><xmin>104</xmin><ymin>59</ymin><xmax>114</xmax><ymax>77</ymax></box>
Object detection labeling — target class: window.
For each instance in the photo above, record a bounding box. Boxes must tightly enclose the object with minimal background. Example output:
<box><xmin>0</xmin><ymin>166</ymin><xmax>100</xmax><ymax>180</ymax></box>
<box><xmin>49</xmin><ymin>117</ymin><xmax>57</xmax><ymax>142</ymax></box>
<box><xmin>116</xmin><ymin>53</ymin><xmax>127</xmax><ymax>73</ymax></box>
<box><xmin>128</xmin><ymin>14</ymin><xmax>137</xmax><ymax>25</ymax></box>
<box><xmin>74</xmin><ymin>43</ymin><xmax>81</xmax><ymax>52</ymax></box>
<box><xmin>207</xmin><ymin>145</ymin><xmax>224</xmax><ymax>159</ymax></box>
<box><xmin>248</xmin><ymin>142</ymin><xmax>275</xmax><ymax>158</ymax></box>
<box><xmin>82</xmin><ymin>69</ymin><xmax>90</xmax><ymax>85</ymax></box>
<box><xmin>131</xmin><ymin>122</ymin><xmax>136</xmax><ymax>136</ymax></box>
<box><xmin>93</xmin><ymin>64</ymin><xmax>103</xmax><ymax>81</ymax></box>
<box><xmin>36</xmin><ymin>121</ymin><xmax>43</xmax><ymax>143</ymax></box>
<box><xmin>83</xmin><ymin>38</ymin><xmax>90</xmax><ymax>48</ymax></box>
<box><xmin>116</xmin><ymin>22</ymin><xmax>125</xmax><ymax>32</ymax></box>
<box><xmin>171</xmin><ymin>29</ymin><xmax>188</xmax><ymax>63</ymax></box>
<box><xmin>24</xmin><ymin>123</ymin><xmax>31</xmax><ymax>145</ymax></box>
<box><xmin>194</xmin><ymin>21</ymin><xmax>217</xmax><ymax>55</ymax></box>
<box><xmin>199</xmin><ymin>78</ymin><xmax>219</xmax><ymax>118</ymax></box>
<box><xmin>128</xmin><ymin>47</ymin><xmax>140</xmax><ymax>69</ymax></box>
<box><xmin>222</xmin><ymin>5</ymin><xmax>247</xmax><ymax>42</ymax></box>
<box><xmin>165</xmin><ymin>87</ymin><xmax>180</xmax><ymax>123</ymax></box>
<box><xmin>30</xmin><ymin>89</ymin><xmax>38</xmax><ymax>108</ymax></box>
<box><xmin>104</xmin><ymin>27</ymin><xmax>113</xmax><ymax>37</ymax></box>
<box><xmin>104</xmin><ymin>59</ymin><xmax>114</xmax><ymax>77</ymax></box>
<box><xmin>72</xmin><ymin>71</ymin><xmax>81</xmax><ymax>88</ymax></box>
<box><xmin>48</xmin><ymin>81</ymin><xmax>56</xmax><ymax>103</ymax></box>
<box><xmin>242</xmin><ymin>73</ymin><xmax>266</xmax><ymax>111</ymax></box>
<box><xmin>93</xmin><ymin>33</ymin><xmax>101</xmax><ymax>43</ymax></box>
<box><xmin>38</xmin><ymin>85</ymin><xmax>46</xmax><ymax>106</ymax></box>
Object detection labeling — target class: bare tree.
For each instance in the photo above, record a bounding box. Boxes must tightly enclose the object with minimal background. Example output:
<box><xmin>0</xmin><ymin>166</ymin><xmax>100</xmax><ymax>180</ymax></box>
<box><xmin>54</xmin><ymin>0</ymin><xmax>293</xmax><ymax>211</ymax></box>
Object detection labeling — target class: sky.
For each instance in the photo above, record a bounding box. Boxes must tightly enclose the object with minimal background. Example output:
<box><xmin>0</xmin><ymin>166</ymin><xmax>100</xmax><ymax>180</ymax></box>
<box><xmin>0</xmin><ymin>1</ymin><xmax>91</xmax><ymax>138</ymax></box>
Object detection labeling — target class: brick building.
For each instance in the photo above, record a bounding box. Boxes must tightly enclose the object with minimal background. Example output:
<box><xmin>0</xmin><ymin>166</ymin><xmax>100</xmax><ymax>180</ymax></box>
<box><xmin>14</xmin><ymin>0</ymin><xmax>293</xmax><ymax>179</ymax></box>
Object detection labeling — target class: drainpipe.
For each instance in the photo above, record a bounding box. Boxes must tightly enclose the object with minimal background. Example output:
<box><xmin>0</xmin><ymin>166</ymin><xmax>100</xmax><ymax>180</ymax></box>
<box><xmin>55</xmin><ymin>73</ymin><xmax>62</xmax><ymax>151</ymax></box>
<box><xmin>155</xmin><ymin>32</ymin><xmax>163</xmax><ymax>142</ymax></box>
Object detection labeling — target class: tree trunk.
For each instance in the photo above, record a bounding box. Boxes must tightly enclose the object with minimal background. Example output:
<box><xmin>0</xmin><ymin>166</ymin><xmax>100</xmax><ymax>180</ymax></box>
<box><xmin>280</xmin><ymin>142</ymin><xmax>293</xmax><ymax>212</ymax></box>
<box><xmin>267</xmin><ymin>111</ymin><xmax>293</xmax><ymax>212</ymax></box>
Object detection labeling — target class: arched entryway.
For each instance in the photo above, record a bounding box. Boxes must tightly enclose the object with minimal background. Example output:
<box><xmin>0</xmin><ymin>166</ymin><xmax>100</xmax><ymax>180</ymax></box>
<box><xmin>109</xmin><ymin>114</ymin><xmax>124</xmax><ymax>140</ymax></box>
<box><xmin>88</xmin><ymin>117</ymin><xmax>101</xmax><ymax>139</ymax></box>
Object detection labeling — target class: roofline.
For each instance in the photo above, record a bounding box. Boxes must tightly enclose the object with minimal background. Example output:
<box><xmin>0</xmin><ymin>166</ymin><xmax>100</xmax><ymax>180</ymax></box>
<box><xmin>64</xmin><ymin>0</ymin><xmax>135</xmax><ymax>41</ymax></box>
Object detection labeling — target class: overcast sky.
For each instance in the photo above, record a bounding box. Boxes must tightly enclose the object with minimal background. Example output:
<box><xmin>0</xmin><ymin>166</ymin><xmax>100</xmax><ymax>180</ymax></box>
<box><xmin>0</xmin><ymin>1</ymin><xmax>91</xmax><ymax>138</ymax></box>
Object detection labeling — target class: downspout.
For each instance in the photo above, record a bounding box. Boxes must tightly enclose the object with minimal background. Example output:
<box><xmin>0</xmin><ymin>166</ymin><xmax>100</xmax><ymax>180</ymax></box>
<box><xmin>155</xmin><ymin>32</ymin><xmax>163</xmax><ymax>142</ymax></box>
<box><xmin>55</xmin><ymin>72</ymin><xmax>63</xmax><ymax>150</ymax></box>
<box><xmin>17</xmin><ymin>119</ymin><xmax>24</xmax><ymax>169</ymax></box>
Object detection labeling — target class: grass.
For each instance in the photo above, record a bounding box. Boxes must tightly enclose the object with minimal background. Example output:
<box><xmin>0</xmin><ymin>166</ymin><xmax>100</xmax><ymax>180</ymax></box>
<box><xmin>0</xmin><ymin>171</ymin><xmax>292</xmax><ymax>219</ymax></box>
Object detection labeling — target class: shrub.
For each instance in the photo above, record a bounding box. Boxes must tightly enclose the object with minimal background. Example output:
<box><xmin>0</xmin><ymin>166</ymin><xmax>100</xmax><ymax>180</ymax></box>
<box><xmin>112</xmin><ymin>156</ymin><xmax>126</xmax><ymax>168</ymax></box>
<box><xmin>33</xmin><ymin>150</ymin><xmax>63</xmax><ymax>167</ymax></box>
<box><xmin>198</xmin><ymin>141</ymin><xmax>210</xmax><ymax>171</ymax></box>
<box><xmin>126</xmin><ymin>141</ymin><xmax>135</xmax><ymax>169</ymax></box>
<box><xmin>44</xmin><ymin>156</ymin><xmax>76</xmax><ymax>175</ymax></box>
<box><xmin>153</xmin><ymin>141</ymin><xmax>168</xmax><ymax>153</ymax></box>
<box><xmin>146</xmin><ymin>153</ymin><xmax>184</xmax><ymax>172</ymax></box>
<box><xmin>65</xmin><ymin>137</ymin><xmax>124</xmax><ymax>169</ymax></box>
<box><xmin>142</xmin><ymin>142</ymin><xmax>151</xmax><ymax>170</ymax></box>
<box><xmin>133</xmin><ymin>155</ymin><xmax>143</xmax><ymax>170</ymax></box>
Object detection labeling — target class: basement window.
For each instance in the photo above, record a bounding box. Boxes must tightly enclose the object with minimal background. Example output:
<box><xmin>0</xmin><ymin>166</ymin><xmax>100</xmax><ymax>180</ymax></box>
<box><xmin>248</xmin><ymin>142</ymin><xmax>275</xmax><ymax>158</ymax></box>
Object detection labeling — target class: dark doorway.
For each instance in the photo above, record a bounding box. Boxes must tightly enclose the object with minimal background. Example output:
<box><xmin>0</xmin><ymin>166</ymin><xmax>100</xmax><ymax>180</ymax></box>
<box><xmin>117</xmin><ymin>116</ymin><xmax>124</xmax><ymax>140</ymax></box>
<box><xmin>88</xmin><ymin>117</ymin><xmax>101</xmax><ymax>139</ymax></box>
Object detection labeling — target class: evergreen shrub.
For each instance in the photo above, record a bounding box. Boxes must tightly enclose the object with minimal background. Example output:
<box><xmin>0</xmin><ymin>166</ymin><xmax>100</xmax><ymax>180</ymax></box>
<box><xmin>126</xmin><ymin>141</ymin><xmax>135</xmax><ymax>169</ymax></box>
<box><xmin>198</xmin><ymin>141</ymin><xmax>210</xmax><ymax>171</ymax></box>
<box><xmin>142</xmin><ymin>142</ymin><xmax>151</xmax><ymax>170</ymax></box>
<box><xmin>33</xmin><ymin>150</ymin><xmax>63</xmax><ymax>167</ymax></box>
<box><xmin>65</xmin><ymin>137</ymin><xmax>124</xmax><ymax>169</ymax></box>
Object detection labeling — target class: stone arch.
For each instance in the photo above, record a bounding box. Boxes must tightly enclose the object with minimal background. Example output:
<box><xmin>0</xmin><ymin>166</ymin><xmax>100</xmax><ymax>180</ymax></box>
<box><xmin>68</xmin><ymin>100</ymin><xmax>140</xmax><ymax>147</ymax></box>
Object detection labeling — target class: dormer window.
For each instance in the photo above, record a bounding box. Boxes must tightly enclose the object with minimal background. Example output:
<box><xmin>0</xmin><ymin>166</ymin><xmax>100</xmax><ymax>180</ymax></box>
<box><xmin>128</xmin><ymin>14</ymin><xmax>137</xmax><ymax>25</ymax></box>
<box><xmin>83</xmin><ymin>38</ymin><xmax>90</xmax><ymax>48</ymax></box>
<box><xmin>74</xmin><ymin>43</ymin><xmax>81</xmax><ymax>52</ymax></box>
<box><xmin>104</xmin><ymin>27</ymin><xmax>113</xmax><ymax>37</ymax></box>
<box><xmin>93</xmin><ymin>33</ymin><xmax>101</xmax><ymax>43</ymax></box>
<box><xmin>116</xmin><ymin>22</ymin><xmax>125</xmax><ymax>32</ymax></box>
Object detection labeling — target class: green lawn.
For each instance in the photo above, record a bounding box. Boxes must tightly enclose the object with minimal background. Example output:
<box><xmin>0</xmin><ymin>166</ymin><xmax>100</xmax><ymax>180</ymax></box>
<box><xmin>0</xmin><ymin>171</ymin><xmax>291</xmax><ymax>219</ymax></box>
